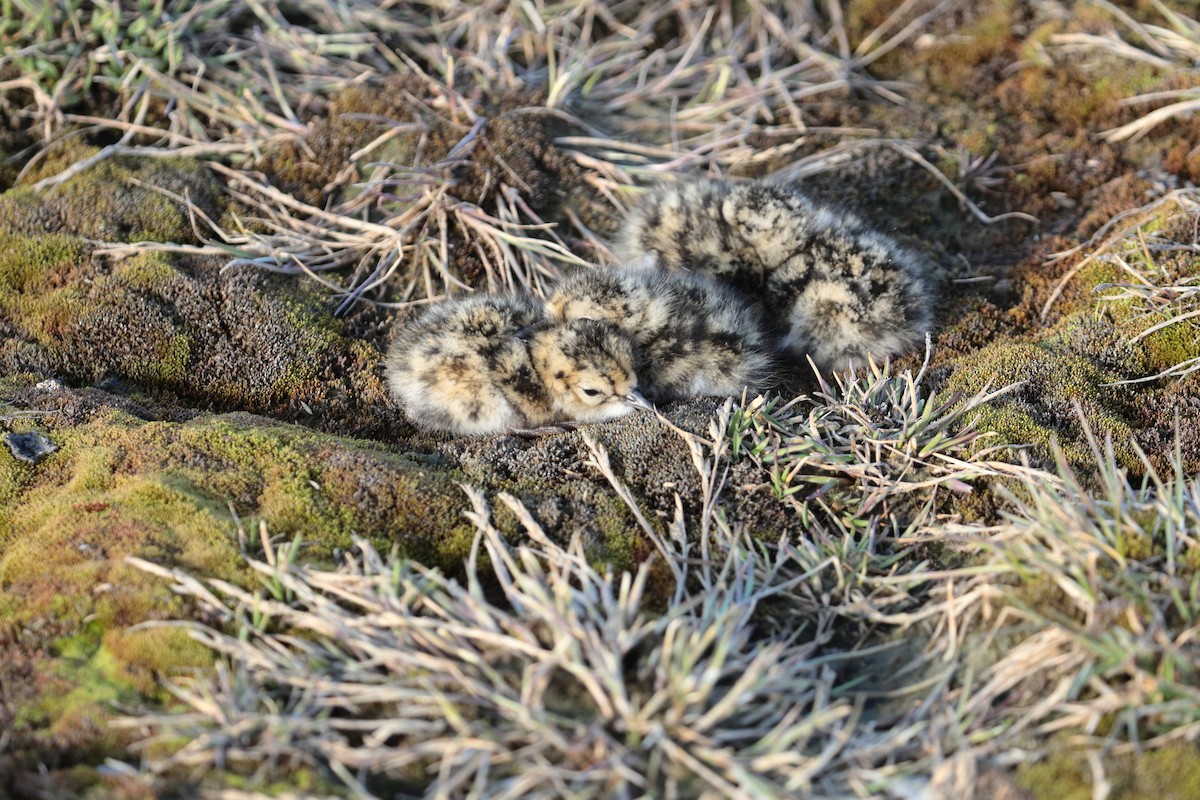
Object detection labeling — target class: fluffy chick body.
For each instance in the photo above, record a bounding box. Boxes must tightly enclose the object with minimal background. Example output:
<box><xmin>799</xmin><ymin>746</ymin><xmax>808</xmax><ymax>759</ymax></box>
<box><xmin>616</xmin><ymin>179</ymin><xmax>933</xmax><ymax>373</ymax></box>
<box><xmin>386</xmin><ymin>295</ymin><xmax>646</xmax><ymax>436</ymax></box>
<box><xmin>545</xmin><ymin>265</ymin><xmax>774</xmax><ymax>400</ymax></box>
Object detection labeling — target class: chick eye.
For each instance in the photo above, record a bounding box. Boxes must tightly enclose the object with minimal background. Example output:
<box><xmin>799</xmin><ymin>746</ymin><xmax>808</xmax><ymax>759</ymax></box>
<box><xmin>581</xmin><ymin>388</ymin><xmax>602</xmax><ymax>397</ymax></box>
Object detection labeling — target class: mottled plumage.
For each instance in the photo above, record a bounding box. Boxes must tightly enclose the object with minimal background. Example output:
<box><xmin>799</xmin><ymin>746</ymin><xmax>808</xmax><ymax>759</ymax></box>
<box><xmin>386</xmin><ymin>295</ymin><xmax>649</xmax><ymax>436</ymax></box>
<box><xmin>546</xmin><ymin>264</ymin><xmax>774</xmax><ymax>400</ymax></box>
<box><xmin>616</xmin><ymin>179</ymin><xmax>933</xmax><ymax>373</ymax></box>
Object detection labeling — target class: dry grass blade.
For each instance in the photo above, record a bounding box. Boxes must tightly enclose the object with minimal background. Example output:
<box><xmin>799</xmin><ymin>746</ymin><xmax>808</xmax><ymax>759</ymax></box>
<box><xmin>1100</xmin><ymin>95</ymin><xmax>1200</xmax><ymax>143</ymax></box>
<box><xmin>1041</xmin><ymin>188</ymin><xmax>1200</xmax><ymax>319</ymax></box>
<box><xmin>1043</xmin><ymin>0</ymin><xmax>1200</xmax><ymax>142</ymax></box>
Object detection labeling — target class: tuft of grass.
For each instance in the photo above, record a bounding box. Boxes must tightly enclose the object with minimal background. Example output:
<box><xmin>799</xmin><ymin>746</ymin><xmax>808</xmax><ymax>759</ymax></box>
<box><xmin>0</xmin><ymin>0</ymin><xmax>388</xmax><ymax>149</ymax></box>
<box><xmin>1042</xmin><ymin>188</ymin><xmax>1199</xmax><ymax>321</ymax></box>
<box><xmin>5</xmin><ymin>0</ymin><xmax>1048</xmax><ymax>315</ymax></box>
<box><xmin>44</xmin><ymin>0</ymin><xmax>975</xmax><ymax>313</ymax></box>
<box><xmin>1051</xmin><ymin>0</ymin><xmax>1200</xmax><ymax>143</ymax></box>
<box><xmin>727</xmin><ymin>344</ymin><xmax>1027</xmax><ymax>524</ymax></box>
<box><xmin>985</xmin><ymin>415</ymin><xmax>1200</xmax><ymax>753</ymax></box>
<box><xmin>112</xmin><ymin>386</ymin><xmax>1200</xmax><ymax>798</ymax></box>
<box><xmin>122</xmin><ymin>489</ymin><xmax>863</xmax><ymax>795</ymax></box>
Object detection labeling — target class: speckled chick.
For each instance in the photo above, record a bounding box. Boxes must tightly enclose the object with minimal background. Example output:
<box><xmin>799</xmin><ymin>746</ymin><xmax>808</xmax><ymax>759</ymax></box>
<box><xmin>386</xmin><ymin>294</ymin><xmax>649</xmax><ymax>436</ymax></box>
<box><xmin>545</xmin><ymin>264</ymin><xmax>774</xmax><ymax>400</ymax></box>
<box><xmin>615</xmin><ymin>179</ymin><xmax>933</xmax><ymax>373</ymax></box>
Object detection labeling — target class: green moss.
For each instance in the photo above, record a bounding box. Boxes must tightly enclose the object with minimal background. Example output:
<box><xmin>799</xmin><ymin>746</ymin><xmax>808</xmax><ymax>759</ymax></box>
<box><xmin>63</xmin><ymin>442</ymin><xmax>122</xmax><ymax>495</ymax></box>
<box><xmin>919</xmin><ymin>1</ymin><xmax>1015</xmax><ymax>93</ymax></box>
<box><xmin>0</xmin><ymin>226</ymin><xmax>354</xmax><ymax>405</ymax></box>
<box><xmin>0</xmin><ymin>230</ymin><xmax>86</xmax><ymax>348</ymax></box>
<box><xmin>0</xmin><ymin>436</ymin><xmax>31</xmax><ymax>518</ymax></box>
<box><xmin>117</xmin><ymin>251</ymin><xmax>179</xmax><ymax>290</ymax></box>
<box><xmin>1089</xmin><ymin>247</ymin><xmax>1200</xmax><ymax>376</ymax></box>
<box><xmin>130</xmin><ymin>332</ymin><xmax>192</xmax><ymax>384</ymax></box>
<box><xmin>0</xmin><ymin>228</ymin><xmax>82</xmax><ymax>292</ymax></box>
<box><xmin>4</xmin><ymin>146</ymin><xmax>223</xmax><ymax>243</ymax></box>
<box><xmin>593</xmin><ymin>514</ymin><xmax>639</xmax><ymax>569</ymax></box>
<box><xmin>1137</xmin><ymin>318</ymin><xmax>1200</xmax><ymax>374</ymax></box>
<box><xmin>0</xmin><ymin>461</ymin><xmax>247</xmax><ymax>632</ymax></box>
<box><xmin>1019</xmin><ymin>743</ymin><xmax>1200</xmax><ymax>800</ymax></box>
<box><xmin>12</xmin><ymin>409</ymin><xmax>474</xmax><ymax>567</ymax></box>
<box><xmin>143</xmin><ymin>414</ymin><xmax>366</xmax><ymax>554</ymax></box>
<box><xmin>0</xmin><ymin>229</ymin><xmax>89</xmax><ymax>357</ymax></box>
<box><xmin>37</xmin><ymin>636</ymin><xmax>137</xmax><ymax>733</ymax></box>
<box><xmin>105</xmin><ymin>626</ymin><xmax>213</xmax><ymax>693</ymax></box>
<box><xmin>271</xmin><ymin>298</ymin><xmax>344</xmax><ymax>395</ymax></box>
<box><xmin>946</xmin><ymin>340</ymin><xmax>1139</xmax><ymax>470</ymax></box>
<box><xmin>10</xmin><ymin>623</ymin><xmax>143</xmax><ymax>765</ymax></box>
<box><xmin>0</xmin><ymin>407</ymin><xmax>480</xmax><ymax>789</ymax></box>
<box><xmin>217</xmin><ymin>768</ymin><xmax>346</xmax><ymax>796</ymax></box>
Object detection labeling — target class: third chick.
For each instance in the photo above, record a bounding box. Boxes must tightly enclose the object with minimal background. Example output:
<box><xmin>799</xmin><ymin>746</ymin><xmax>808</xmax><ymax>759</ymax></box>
<box><xmin>615</xmin><ymin>179</ymin><xmax>934</xmax><ymax>374</ymax></box>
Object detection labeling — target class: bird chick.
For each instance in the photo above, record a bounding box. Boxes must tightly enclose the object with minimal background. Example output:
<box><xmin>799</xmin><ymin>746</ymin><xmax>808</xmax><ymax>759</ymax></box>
<box><xmin>527</xmin><ymin>316</ymin><xmax>652</xmax><ymax>426</ymax></box>
<box><xmin>615</xmin><ymin>179</ymin><xmax>933</xmax><ymax>373</ymax></box>
<box><xmin>545</xmin><ymin>264</ymin><xmax>774</xmax><ymax>400</ymax></box>
<box><xmin>385</xmin><ymin>294</ymin><xmax>649</xmax><ymax>436</ymax></box>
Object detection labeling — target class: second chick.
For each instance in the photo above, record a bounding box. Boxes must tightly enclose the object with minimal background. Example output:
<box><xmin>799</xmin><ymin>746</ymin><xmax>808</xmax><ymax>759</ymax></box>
<box><xmin>545</xmin><ymin>264</ymin><xmax>774</xmax><ymax>401</ymax></box>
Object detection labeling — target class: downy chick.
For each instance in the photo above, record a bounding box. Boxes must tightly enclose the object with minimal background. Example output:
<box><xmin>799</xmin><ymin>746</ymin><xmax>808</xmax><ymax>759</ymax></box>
<box><xmin>615</xmin><ymin>179</ymin><xmax>933</xmax><ymax>373</ymax></box>
<box><xmin>545</xmin><ymin>264</ymin><xmax>774</xmax><ymax>400</ymax></box>
<box><xmin>386</xmin><ymin>294</ymin><xmax>650</xmax><ymax>436</ymax></box>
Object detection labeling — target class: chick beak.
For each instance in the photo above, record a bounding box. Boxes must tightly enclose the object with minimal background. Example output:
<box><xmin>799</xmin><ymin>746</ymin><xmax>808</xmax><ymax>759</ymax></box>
<box><xmin>624</xmin><ymin>390</ymin><xmax>654</xmax><ymax>412</ymax></box>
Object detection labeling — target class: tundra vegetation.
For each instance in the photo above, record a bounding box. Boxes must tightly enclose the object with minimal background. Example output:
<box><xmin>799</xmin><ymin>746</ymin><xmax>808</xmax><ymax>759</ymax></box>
<box><xmin>1</xmin><ymin>0</ymin><xmax>1199</xmax><ymax>797</ymax></box>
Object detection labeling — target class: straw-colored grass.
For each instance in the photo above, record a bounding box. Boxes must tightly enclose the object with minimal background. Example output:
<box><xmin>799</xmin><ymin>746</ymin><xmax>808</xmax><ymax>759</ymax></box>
<box><xmin>117</xmin><ymin>368</ymin><xmax>1200</xmax><ymax>797</ymax></box>
<box><xmin>9</xmin><ymin>0</ymin><xmax>984</xmax><ymax>312</ymax></box>
<box><xmin>1046</xmin><ymin>0</ymin><xmax>1200</xmax><ymax>142</ymax></box>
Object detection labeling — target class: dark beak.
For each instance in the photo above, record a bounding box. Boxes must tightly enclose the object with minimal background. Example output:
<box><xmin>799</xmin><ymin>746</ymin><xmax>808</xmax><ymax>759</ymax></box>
<box><xmin>624</xmin><ymin>390</ymin><xmax>654</xmax><ymax>412</ymax></box>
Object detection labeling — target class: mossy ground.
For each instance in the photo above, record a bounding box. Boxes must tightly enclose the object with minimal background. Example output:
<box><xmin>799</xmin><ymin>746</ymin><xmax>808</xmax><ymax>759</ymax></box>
<box><xmin>2</xmin><ymin>0</ymin><xmax>1200</xmax><ymax>796</ymax></box>
<box><xmin>1020</xmin><ymin>742</ymin><xmax>1200</xmax><ymax>800</ymax></box>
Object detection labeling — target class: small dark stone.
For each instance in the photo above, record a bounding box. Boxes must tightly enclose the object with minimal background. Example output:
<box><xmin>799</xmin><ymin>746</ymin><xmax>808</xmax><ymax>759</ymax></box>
<box><xmin>3</xmin><ymin>431</ymin><xmax>59</xmax><ymax>465</ymax></box>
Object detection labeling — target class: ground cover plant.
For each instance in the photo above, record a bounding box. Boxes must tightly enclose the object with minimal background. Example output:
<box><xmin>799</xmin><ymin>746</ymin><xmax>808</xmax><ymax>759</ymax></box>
<box><xmin>2</xmin><ymin>0</ymin><xmax>1200</xmax><ymax>797</ymax></box>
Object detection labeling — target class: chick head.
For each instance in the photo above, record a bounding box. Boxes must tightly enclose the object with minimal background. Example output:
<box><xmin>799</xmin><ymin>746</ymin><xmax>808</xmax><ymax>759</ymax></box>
<box><xmin>531</xmin><ymin>320</ymin><xmax>651</xmax><ymax>422</ymax></box>
<box><xmin>545</xmin><ymin>271</ymin><xmax>629</xmax><ymax>326</ymax></box>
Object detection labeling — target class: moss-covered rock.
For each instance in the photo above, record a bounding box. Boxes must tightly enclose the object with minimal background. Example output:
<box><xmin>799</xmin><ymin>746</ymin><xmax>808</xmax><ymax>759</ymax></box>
<box><xmin>0</xmin><ymin>232</ymin><xmax>383</xmax><ymax>421</ymax></box>
<box><xmin>944</xmin><ymin>339</ymin><xmax>1140</xmax><ymax>470</ymax></box>
<box><xmin>3</xmin><ymin>147</ymin><xmax>223</xmax><ymax>244</ymax></box>
<box><xmin>0</xmin><ymin>152</ymin><xmax>381</xmax><ymax>418</ymax></box>
<box><xmin>0</xmin><ymin>399</ymin><xmax>479</xmax><ymax>792</ymax></box>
